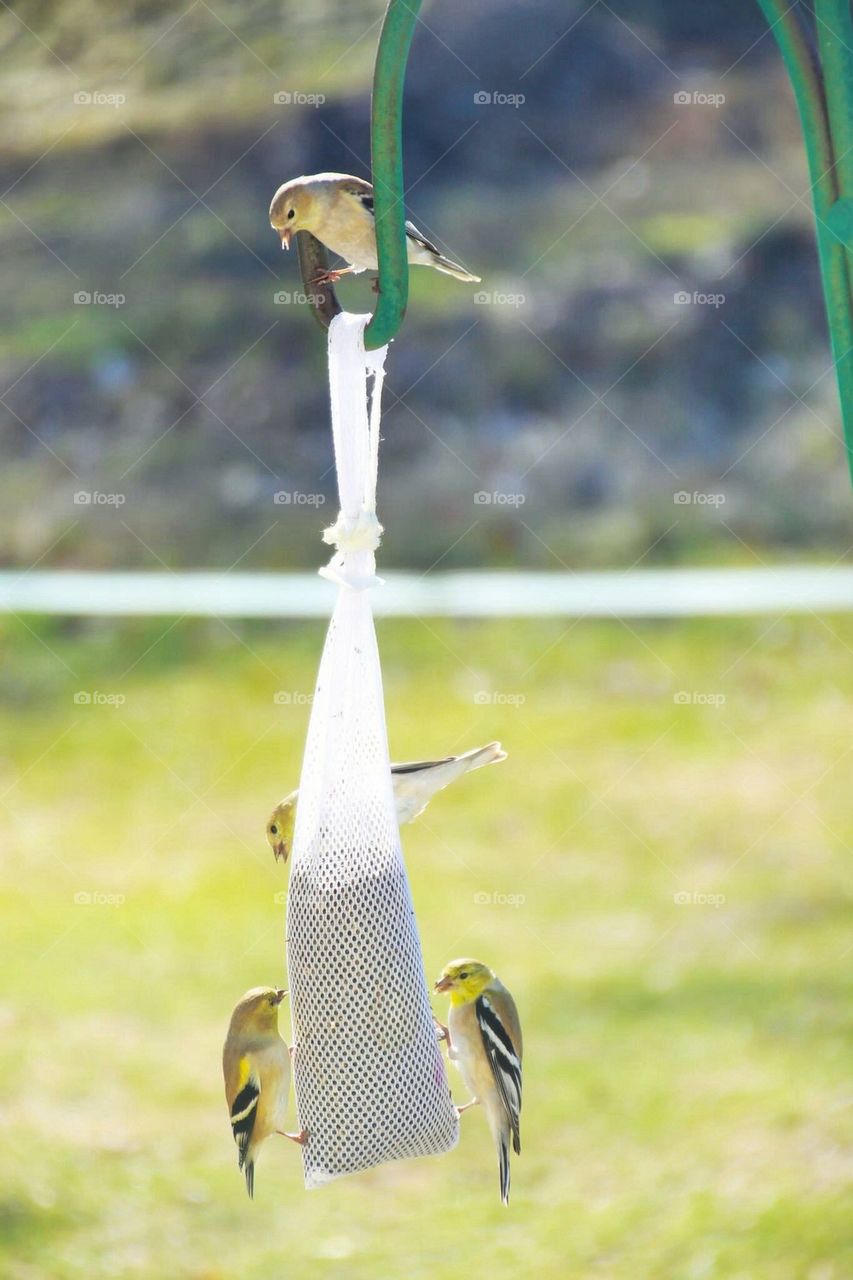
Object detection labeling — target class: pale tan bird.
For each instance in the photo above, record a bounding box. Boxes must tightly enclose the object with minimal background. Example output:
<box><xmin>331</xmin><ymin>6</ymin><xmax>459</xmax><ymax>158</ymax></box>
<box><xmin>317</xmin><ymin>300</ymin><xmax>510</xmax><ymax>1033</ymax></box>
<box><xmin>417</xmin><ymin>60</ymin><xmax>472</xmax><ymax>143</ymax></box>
<box><xmin>266</xmin><ymin>741</ymin><xmax>506</xmax><ymax>862</ymax></box>
<box><xmin>222</xmin><ymin>987</ymin><xmax>306</xmax><ymax>1197</ymax></box>
<box><xmin>434</xmin><ymin>958</ymin><xmax>523</xmax><ymax>1206</ymax></box>
<box><xmin>269</xmin><ymin>172</ymin><xmax>481</xmax><ymax>284</ymax></box>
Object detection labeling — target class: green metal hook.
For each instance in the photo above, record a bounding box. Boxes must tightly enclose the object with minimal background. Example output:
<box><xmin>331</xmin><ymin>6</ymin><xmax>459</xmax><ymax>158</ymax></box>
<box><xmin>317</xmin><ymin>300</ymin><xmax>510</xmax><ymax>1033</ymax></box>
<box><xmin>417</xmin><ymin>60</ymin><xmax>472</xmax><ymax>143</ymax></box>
<box><xmin>757</xmin><ymin>0</ymin><xmax>853</xmax><ymax>484</ymax></box>
<box><xmin>294</xmin><ymin>0</ymin><xmax>422</xmax><ymax>349</ymax></box>
<box><xmin>363</xmin><ymin>0</ymin><xmax>423</xmax><ymax>350</ymax></box>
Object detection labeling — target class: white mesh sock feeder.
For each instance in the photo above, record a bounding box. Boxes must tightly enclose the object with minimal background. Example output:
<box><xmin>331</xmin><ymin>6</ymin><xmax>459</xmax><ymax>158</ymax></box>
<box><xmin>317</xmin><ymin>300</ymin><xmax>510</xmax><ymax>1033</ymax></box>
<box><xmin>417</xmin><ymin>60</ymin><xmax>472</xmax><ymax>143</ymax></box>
<box><xmin>286</xmin><ymin>314</ymin><xmax>458</xmax><ymax>1186</ymax></box>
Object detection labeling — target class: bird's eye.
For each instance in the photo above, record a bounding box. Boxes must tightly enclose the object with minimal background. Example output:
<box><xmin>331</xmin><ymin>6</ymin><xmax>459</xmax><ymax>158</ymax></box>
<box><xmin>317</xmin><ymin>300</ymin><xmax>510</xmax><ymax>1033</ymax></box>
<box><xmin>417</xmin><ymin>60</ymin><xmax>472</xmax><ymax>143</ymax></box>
<box><xmin>287</xmin><ymin>209</ymin><xmax>295</xmax><ymax>220</ymax></box>
<box><xmin>459</xmin><ymin>972</ymin><xmax>469</xmax><ymax>980</ymax></box>
<box><xmin>270</xmin><ymin>824</ymin><xmax>278</xmax><ymax>835</ymax></box>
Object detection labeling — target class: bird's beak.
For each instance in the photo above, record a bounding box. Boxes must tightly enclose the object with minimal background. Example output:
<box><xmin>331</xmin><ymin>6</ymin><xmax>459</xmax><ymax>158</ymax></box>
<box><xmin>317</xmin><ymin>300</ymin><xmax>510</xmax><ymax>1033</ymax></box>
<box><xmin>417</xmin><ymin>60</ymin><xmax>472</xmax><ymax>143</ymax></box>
<box><xmin>274</xmin><ymin>841</ymin><xmax>288</xmax><ymax>863</ymax></box>
<box><xmin>279</xmin><ymin>228</ymin><xmax>292</xmax><ymax>251</ymax></box>
<box><xmin>434</xmin><ymin>975</ymin><xmax>453</xmax><ymax>994</ymax></box>
<box><xmin>273</xmin><ymin>988</ymin><xmax>288</xmax><ymax>1005</ymax></box>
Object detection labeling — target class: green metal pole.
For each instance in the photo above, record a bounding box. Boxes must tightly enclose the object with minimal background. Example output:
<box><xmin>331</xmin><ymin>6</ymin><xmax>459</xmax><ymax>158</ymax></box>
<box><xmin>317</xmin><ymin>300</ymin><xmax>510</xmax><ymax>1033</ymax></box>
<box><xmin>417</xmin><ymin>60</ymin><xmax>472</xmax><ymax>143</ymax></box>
<box><xmin>758</xmin><ymin>0</ymin><xmax>853</xmax><ymax>482</ymax></box>
<box><xmin>815</xmin><ymin>0</ymin><xmax>853</xmax><ymax>270</ymax></box>
<box><xmin>364</xmin><ymin>0</ymin><xmax>423</xmax><ymax>351</ymax></box>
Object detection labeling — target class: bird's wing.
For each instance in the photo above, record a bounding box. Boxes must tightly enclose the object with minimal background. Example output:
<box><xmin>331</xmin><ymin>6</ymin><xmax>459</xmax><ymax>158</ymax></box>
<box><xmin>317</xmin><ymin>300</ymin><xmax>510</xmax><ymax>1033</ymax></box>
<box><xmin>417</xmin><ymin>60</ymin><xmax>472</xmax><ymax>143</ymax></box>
<box><xmin>339</xmin><ymin>184</ymin><xmax>456</xmax><ymax>274</ymax></box>
<box><xmin>391</xmin><ymin>756</ymin><xmax>455</xmax><ymax>774</ymax></box>
<box><xmin>229</xmin><ymin>1059</ymin><xmax>261</xmax><ymax>1168</ymax></box>
<box><xmin>391</xmin><ymin>743</ymin><xmax>505</xmax><ymax>775</ymax></box>
<box><xmin>476</xmin><ymin>990</ymin><xmax>523</xmax><ymax>1153</ymax></box>
<box><xmin>341</xmin><ymin>176</ymin><xmax>375</xmax><ymax>210</ymax></box>
<box><xmin>404</xmin><ymin>218</ymin><xmax>442</xmax><ymax>258</ymax></box>
<box><xmin>338</xmin><ymin>180</ymin><xmax>439</xmax><ymax>256</ymax></box>
<box><xmin>391</xmin><ymin>744</ymin><xmax>505</xmax><ymax>823</ymax></box>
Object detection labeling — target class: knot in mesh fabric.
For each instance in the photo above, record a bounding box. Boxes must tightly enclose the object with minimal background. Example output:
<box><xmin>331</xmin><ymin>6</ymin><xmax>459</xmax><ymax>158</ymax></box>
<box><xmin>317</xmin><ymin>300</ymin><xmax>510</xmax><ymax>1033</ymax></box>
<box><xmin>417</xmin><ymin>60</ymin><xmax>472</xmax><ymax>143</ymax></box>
<box><xmin>322</xmin><ymin>508</ymin><xmax>384</xmax><ymax>554</ymax></box>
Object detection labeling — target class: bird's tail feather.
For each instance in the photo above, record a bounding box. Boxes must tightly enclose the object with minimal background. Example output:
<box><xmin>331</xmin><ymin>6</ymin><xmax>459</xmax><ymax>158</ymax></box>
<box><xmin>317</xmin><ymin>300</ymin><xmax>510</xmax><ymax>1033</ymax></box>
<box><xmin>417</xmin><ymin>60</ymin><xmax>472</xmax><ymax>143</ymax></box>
<box><xmin>244</xmin><ymin>1160</ymin><xmax>255</xmax><ymax>1199</ymax></box>
<box><xmin>461</xmin><ymin>741</ymin><xmax>506</xmax><ymax>772</ymax></box>
<box><xmin>498</xmin><ymin>1132</ymin><xmax>511</xmax><ymax>1206</ymax></box>
<box><xmin>431</xmin><ymin>253</ymin><xmax>481</xmax><ymax>283</ymax></box>
<box><xmin>391</xmin><ymin>740</ymin><xmax>506</xmax><ymax>825</ymax></box>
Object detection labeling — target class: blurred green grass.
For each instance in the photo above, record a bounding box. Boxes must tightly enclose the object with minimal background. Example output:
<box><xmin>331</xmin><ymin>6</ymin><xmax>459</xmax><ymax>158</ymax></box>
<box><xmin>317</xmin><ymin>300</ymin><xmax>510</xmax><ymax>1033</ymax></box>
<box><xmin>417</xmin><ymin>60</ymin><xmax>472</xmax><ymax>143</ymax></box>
<box><xmin>1</xmin><ymin>614</ymin><xmax>851</xmax><ymax>1279</ymax></box>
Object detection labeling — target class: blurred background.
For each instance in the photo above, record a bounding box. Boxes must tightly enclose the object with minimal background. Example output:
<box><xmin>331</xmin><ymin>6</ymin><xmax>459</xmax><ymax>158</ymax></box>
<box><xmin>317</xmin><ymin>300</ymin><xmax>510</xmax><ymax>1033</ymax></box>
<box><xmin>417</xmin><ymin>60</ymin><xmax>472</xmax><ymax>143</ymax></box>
<box><xmin>2</xmin><ymin>0</ymin><xmax>853</xmax><ymax>572</ymax></box>
<box><xmin>2</xmin><ymin>3</ymin><xmax>852</xmax><ymax>1279</ymax></box>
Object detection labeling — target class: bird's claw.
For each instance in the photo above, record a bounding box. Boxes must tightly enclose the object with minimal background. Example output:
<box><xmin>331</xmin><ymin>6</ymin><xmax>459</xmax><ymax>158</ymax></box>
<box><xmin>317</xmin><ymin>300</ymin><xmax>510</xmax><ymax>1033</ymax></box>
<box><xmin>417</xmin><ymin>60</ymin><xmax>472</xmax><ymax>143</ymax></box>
<box><xmin>278</xmin><ymin>1127</ymin><xmax>308</xmax><ymax>1146</ymax></box>
<box><xmin>433</xmin><ymin>1015</ymin><xmax>449</xmax><ymax>1044</ymax></box>
<box><xmin>312</xmin><ymin>269</ymin><xmax>343</xmax><ymax>286</ymax></box>
<box><xmin>455</xmin><ymin>1099</ymin><xmax>480</xmax><ymax>1118</ymax></box>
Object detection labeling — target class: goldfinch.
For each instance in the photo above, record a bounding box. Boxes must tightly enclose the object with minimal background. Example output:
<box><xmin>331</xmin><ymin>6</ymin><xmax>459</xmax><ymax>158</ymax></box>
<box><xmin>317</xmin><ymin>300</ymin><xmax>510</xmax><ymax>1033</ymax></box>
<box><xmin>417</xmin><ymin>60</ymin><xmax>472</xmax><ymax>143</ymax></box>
<box><xmin>222</xmin><ymin>987</ymin><xmax>306</xmax><ymax>1197</ymax></box>
<box><xmin>434</xmin><ymin>958</ymin><xmax>522</xmax><ymax>1206</ymax></box>
<box><xmin>266</xmin><ymin>741</ymin><xmax>506</xmax><ymax>862</ymax></box>
<box><xmin>269</xmin><ymin>172</ymin><xmax>481</xmax><ymax>284</ymax></box>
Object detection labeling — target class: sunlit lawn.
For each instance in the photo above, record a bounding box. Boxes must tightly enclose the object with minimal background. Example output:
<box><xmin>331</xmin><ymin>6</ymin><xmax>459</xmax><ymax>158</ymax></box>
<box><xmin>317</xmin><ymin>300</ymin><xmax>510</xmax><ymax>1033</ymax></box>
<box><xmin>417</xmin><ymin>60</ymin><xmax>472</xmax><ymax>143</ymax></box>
<box><xmin>1</xmin><ymin>614</ymin><xmax>851</xmax><ymax>1279</ymax></box>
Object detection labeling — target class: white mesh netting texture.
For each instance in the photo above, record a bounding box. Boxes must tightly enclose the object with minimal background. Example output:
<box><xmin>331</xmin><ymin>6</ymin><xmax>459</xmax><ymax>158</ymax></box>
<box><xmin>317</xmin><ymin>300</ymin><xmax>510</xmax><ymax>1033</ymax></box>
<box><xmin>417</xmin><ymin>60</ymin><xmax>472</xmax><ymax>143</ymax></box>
<box><xmin>286</xmin><ymin>312</ymin><xmax>459</xmax><ymax>1188</ymax></box>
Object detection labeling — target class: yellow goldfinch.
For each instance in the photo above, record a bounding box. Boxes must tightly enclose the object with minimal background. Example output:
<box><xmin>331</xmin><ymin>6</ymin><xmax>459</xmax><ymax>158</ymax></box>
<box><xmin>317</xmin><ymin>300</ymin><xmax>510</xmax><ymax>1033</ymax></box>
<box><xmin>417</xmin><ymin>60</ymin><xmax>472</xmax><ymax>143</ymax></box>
<box><xmin>434</xmin><ymin>958</ymin><xmax>523</xmax><ymax>1206</ymax></box>
<box><xmin>266</xmin><ymin>741</ymin><xmax>506</xmax><ymax>862</ymax></box>
<box><xmin>269</xmin><ymin>172</ymin><xmax>481</xmax><ymax>284</ymax></box>
<box><xmin>222</xmin><ymin>987</ymin><xmax>306</xmax><ymax>1197</ymax></box>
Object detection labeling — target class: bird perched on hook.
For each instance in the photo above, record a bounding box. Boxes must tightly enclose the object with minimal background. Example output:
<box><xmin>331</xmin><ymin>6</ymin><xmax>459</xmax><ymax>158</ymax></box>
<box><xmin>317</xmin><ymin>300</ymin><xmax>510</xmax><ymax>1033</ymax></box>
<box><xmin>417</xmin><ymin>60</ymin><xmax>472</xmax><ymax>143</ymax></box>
<box><xmin>222</xmin><ymin>987</ymin><xmax>306</xmax><ymax>1197</ymax></box>
<box><xmin>266</xmin><ymin>741</ymin><xmax>506</xmax><ymax>862</ymax></box>
<box><xmin>269</xmin><ymin>172</ymin><xmax>481</xmax><ymax>285</ymax></box>
<box><xmin>434</xmin><ymin>958</ymin><xmax>523</xmax><ymax>1206</ymax></box>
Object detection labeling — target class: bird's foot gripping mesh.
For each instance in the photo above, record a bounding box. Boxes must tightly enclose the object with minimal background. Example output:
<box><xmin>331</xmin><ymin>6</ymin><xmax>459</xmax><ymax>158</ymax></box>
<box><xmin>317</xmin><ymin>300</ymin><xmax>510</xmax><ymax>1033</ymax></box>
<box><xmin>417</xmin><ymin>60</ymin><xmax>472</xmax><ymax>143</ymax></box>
<box><xmin>286</xmin><ymin>312</ymin><xmax>459</xmax><ymax>1188</ymax></box>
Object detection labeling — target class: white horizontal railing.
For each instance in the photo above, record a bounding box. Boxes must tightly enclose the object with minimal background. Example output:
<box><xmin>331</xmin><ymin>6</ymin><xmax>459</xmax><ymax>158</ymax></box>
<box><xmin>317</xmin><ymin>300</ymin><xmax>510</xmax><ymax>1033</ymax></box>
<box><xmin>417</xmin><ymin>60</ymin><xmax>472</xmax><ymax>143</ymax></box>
<box><xmin>1</xmin><ymin>568</ymin><xmax>852</xmax><ymax>616</ymax></box>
